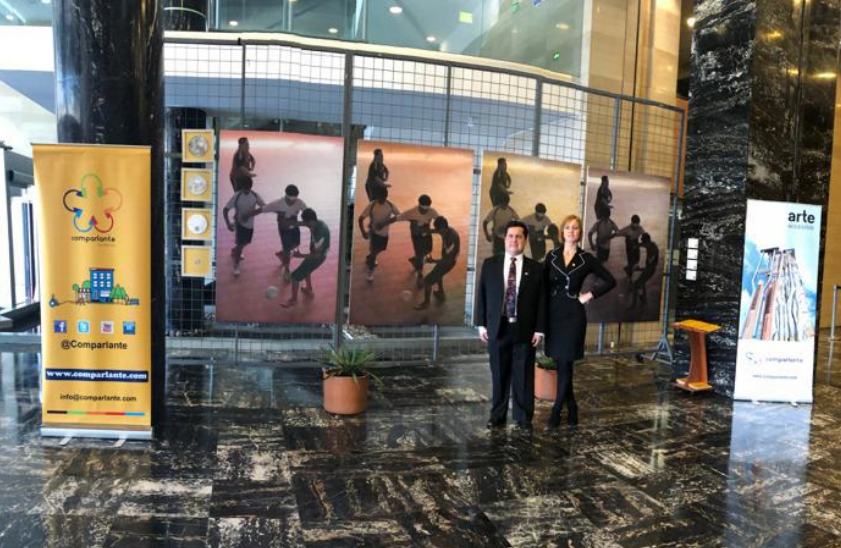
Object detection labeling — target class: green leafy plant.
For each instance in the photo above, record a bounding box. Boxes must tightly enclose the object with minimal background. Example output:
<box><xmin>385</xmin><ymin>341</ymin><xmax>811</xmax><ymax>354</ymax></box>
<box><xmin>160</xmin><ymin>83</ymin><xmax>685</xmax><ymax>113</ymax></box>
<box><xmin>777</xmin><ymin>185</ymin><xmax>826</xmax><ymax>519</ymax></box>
<box><xmin>535</xmin><ymin>352</ymin><xmax>558</xmax><ymax>371</ymax></box>
<box><xmin>320</xmin><ymin>346</ymin><xmax>381</xmax><ymax>386</ymax></box>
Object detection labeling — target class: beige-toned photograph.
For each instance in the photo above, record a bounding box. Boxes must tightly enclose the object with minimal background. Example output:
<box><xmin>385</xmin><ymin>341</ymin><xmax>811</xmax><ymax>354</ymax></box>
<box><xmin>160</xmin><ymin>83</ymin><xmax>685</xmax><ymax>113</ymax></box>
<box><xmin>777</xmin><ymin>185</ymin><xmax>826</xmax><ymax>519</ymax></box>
<box><xmin>476</xmin><ymin>151</ymin><xmax>582</xmax><ymax>263</ymax></box>
<box><xmin>473</xmin><ymin>151</ymin><xmax>582</xmax><ymax>316</ymax></box>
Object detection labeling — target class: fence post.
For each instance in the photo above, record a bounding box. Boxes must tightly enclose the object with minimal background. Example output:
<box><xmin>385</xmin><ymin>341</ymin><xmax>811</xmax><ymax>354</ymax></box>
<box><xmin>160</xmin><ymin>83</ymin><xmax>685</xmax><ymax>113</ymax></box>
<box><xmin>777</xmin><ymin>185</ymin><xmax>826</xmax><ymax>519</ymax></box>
<box><xmin>532</xmin><ymin>77</ymin><xmax>543</xmax><ymax>157</ymax></box>
<box><xmin>333</xmin><ymin>52</ymin><xmax>355</xmax><ymax>350</ymax></box>
<box><xmin>597</xmin><ymin>97</ymin><xmax>623</xmax><ymax>354</ymax></box>
<box><xmin>610</xmin><ymin>98</ymin><xmax>621</xmax><ymax>170</ymax></box>
<box><xmin>443</xmin><ymin>65</ymin><xmax>452</xmax><ymax>147</ymax></box>
<box><xmin>655</xmin><ymin>108</ymin><xmax>686</xmax><ymax>362</ymax></box>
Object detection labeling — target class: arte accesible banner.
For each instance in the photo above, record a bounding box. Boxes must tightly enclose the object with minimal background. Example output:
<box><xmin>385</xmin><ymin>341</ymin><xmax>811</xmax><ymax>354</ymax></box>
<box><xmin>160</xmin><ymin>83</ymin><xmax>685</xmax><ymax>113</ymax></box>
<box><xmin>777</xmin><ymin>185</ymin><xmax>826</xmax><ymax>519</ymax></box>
<box><xmin>734</xmin><ymin>199</ymin><xmax>822</xmax><ymax>403</ymax></box>
<box><xmin>33</xmin><ymin>144</ymin><xmax>151</xmax><ymax>432</ymax></box>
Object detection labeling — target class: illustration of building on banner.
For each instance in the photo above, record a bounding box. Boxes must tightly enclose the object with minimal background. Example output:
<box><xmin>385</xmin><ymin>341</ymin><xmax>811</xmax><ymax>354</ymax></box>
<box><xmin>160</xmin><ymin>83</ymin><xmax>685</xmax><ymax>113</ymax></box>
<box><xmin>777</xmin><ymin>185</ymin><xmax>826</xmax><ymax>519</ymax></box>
<box><xmin>48</xmin><ymin>268</ymin><xmax>139</xmax><ymax>308</ymax></box>
<box><xmin>740</xmin><ymin>247</ymin><xmax>814</xmax><ymax>342</ymax></box>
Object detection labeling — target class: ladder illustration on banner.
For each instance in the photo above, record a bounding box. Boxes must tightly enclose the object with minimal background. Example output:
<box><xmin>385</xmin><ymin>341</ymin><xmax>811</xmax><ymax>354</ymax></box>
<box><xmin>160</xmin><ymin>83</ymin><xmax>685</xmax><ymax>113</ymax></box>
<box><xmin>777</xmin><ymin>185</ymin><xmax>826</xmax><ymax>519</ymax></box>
<box><xmin>741</xmin><ymin>247</ymin><xmax>814</xmax><ymax>342</ymax></box>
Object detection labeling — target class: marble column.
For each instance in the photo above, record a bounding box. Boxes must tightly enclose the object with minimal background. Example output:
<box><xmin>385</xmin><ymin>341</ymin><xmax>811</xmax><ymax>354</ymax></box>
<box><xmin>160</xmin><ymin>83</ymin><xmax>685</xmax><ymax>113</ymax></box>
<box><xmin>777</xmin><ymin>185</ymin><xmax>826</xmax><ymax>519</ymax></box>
<box><xmin>52</xmin><ymin>0</ymin><xmax>166</xmax><ymax>424</ymax></box>
<box><xmin>675</xmin><ymin>0</ymin><xmax>840</xmax><ymax>396</ymax></box>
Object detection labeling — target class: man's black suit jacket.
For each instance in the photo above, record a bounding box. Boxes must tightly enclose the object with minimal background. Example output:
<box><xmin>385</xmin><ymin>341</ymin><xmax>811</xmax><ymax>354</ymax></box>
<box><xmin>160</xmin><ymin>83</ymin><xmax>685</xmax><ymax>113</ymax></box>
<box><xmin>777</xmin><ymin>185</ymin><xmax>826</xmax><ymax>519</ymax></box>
<box><xmin>476</xmin><ymin>254</ymin><xmax>546</xmax><ymax>343</ymax></box>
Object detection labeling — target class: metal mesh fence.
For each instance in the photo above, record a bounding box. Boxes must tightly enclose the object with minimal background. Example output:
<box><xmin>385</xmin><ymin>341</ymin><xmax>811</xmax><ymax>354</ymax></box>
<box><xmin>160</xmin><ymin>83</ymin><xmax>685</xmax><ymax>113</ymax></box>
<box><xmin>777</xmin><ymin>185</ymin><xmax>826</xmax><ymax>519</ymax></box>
<box><xmin>163</xmin><ymin>36</ymin><xmax>684</xmax><ymax>364</ymax></box>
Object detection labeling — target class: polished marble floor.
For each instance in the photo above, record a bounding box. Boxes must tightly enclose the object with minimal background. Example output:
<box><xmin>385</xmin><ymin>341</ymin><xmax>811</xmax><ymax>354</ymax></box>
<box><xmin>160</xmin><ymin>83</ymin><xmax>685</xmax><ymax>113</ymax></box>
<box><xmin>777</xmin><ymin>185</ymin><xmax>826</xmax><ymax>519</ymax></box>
<box><xmin>3</xmin><ymin>345</ymin><xmax>841</xmax><ymax>547</ymax></box>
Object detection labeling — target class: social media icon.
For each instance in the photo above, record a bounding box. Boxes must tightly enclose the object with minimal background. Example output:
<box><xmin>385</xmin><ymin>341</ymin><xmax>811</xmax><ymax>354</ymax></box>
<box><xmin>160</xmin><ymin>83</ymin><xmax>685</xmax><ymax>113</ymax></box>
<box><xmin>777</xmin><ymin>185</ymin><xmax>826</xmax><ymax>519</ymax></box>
<box><xmin>123</xmin><ymin>321</ymin><xmax>136</xmax><ymax>335</ymax></box>
<box><xmin>101</xmin><ymin>321</ymin><xmax>114</xmax><ymax>335</ymax></box>
<box><xmin>53</xmin><ymin>320</ymin><xmax>67</xmax><ymax>333</ymax></box>
<box><xmin>78</xmin><ymin>320</ymin><xmax>90</xmax><ymax>334</ymax></box>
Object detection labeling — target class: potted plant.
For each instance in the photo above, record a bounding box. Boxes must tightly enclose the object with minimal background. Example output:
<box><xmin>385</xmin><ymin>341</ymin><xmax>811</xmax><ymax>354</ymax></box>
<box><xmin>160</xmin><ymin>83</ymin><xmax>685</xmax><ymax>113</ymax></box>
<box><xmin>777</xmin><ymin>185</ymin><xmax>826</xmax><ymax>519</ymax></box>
<box><xmin>534</xmin><ymin>352</ymin><xmax>558</xmax><ymax>401</ymax></box>
<box><xmin>321</xmin><ymin>346</ymin><xmax>379</xmax><ymax>415</ymax></box>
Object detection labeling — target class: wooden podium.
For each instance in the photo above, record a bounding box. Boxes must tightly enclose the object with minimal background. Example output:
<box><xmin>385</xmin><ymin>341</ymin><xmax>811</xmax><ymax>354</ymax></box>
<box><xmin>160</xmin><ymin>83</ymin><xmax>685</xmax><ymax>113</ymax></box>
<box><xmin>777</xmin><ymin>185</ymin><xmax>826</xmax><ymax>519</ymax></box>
<box><xmin>673</xmin><ymin>319</ymin><xmax>720</xmax><ymax>393</ymax></box>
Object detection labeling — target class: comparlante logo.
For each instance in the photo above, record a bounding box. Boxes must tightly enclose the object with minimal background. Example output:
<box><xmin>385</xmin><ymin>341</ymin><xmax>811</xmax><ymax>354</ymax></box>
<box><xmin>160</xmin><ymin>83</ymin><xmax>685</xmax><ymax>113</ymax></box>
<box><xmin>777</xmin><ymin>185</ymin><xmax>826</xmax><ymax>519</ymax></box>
<box><xmin>63</xmin><ymin>173</ymin><xmax>123</xmax><ymax>233</ymax></box>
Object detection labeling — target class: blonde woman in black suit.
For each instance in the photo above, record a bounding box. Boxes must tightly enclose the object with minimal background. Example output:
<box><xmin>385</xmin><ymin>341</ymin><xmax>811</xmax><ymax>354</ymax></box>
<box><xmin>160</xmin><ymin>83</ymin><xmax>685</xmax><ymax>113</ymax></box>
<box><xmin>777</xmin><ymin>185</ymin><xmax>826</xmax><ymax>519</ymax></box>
<box><xmin>543</xmin><ymin>214</ymin><xmax>616</xmax><ymax>428</ymax></box>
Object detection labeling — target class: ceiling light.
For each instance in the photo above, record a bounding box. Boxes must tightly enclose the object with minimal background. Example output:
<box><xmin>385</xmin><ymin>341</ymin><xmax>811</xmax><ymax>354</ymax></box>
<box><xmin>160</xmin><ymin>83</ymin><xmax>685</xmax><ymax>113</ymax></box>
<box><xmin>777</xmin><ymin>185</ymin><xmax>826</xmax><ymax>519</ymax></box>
<box><xmin>686</xmin><ymin>17</ymin><xmax>696</xmax><ymax>28</ymax></box>
<box><xmin>389</xmin><ymin>6</ymin><xmax>403</xmax><ymax>14</ymax></box>
<box><xmin>816</xmin><ymin>72</ymin><xmax>837</xmax><ymax>79</ymax></box>
<box><xmin>5</xmin><ymin>14</ymin><xmax>13</xmax><ymax>21</ymax></box>
<box><xmin>229</xmin><ymin>20</ymin><xmax>239</xmax><ymax>27</ymax></box>
<box><xmin>426</xmin><ymin>35</ymin><xmax>437</xmax><ymax>43</ymax></box>
<box><xmin>41</xmin><ymin>0</ymin><xmax>50</xmax><ymax>4</ymax></box>
<box><xmin>328</xmin><ymin>27</ymin><xmax>339</xmax><ymax>34</ymax></box>
<box><xmin>556</xmin><ymin>22</ymin><xmax>570</xmax><ymax>30</ymax></box>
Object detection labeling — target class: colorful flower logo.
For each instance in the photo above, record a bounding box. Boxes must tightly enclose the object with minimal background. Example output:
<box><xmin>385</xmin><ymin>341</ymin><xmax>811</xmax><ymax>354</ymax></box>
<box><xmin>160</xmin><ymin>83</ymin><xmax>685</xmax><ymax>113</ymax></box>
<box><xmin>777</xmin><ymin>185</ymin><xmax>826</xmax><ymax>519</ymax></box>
<box><xmin>63</xmin><ymin>173</ymin><xmax>123</xmax><ymax>233</ymax></box>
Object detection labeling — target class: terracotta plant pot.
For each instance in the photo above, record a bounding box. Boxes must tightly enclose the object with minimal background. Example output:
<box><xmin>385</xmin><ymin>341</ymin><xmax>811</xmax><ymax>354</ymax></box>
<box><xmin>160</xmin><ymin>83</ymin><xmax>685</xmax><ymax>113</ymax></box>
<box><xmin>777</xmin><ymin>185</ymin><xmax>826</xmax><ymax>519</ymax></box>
<box><xmin>534</xmin><ymin>365</ymin><xmax>557</xmax><ymax>401</ymax></box>
<box><xmin>323</xmin><ymin>371</ymin><xmax>369</xmax><ymax>415</ymax></box>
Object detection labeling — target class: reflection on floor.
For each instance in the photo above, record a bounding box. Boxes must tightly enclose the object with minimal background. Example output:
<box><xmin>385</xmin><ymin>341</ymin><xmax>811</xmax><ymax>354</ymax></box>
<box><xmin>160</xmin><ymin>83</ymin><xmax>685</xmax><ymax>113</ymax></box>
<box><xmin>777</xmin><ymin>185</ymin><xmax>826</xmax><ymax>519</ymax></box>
<box><xmin>3</xmin><ymin>346</ymin><xmax>841</xmax><ymax>547</ymax></box>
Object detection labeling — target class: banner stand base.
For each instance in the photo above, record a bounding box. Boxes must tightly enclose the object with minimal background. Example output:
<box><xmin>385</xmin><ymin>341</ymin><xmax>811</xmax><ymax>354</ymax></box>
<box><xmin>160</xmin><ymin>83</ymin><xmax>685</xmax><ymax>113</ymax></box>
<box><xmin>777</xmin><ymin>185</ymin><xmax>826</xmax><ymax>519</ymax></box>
<box><xmin>41</xmin><ymin>425</ymin><xmax>153</xmax><ymax>441</ymax></box>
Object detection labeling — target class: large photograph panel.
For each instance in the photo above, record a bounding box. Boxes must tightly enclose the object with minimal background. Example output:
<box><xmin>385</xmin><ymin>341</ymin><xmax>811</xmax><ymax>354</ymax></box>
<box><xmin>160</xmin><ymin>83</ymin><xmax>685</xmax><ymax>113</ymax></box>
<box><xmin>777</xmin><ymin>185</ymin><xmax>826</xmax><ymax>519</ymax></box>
<box><xmin>216</xmin><ymin>130</ymin><xmax>343</xmax><ymax>324</ymax></box>
<box><xmin>476</xmin><ymin>152</ymin><xmax>582</xmax><ymax>262</ymax></box>
<box><xmin>473</xmin><ymin>152</ymin><xmax>581</xmax><ymax>318</ymax></box>
<box><xmin>582</xmin><ymin>168</ymin><xmax>671</xmax><ymax>323</ymax></box>
<box><xmin>349</xmin><ymin>142</ymin><xmax>473</xmax><ymax>326</ymax></box>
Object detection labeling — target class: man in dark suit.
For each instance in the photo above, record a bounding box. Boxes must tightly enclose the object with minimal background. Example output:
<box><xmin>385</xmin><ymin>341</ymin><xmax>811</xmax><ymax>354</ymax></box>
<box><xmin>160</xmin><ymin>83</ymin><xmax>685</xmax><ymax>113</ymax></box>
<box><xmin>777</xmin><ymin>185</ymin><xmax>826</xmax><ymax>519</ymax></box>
<box><xmin>477</xmin><ymin>221</ymin><xmax>545</xmax><ymax>432</ymax></box>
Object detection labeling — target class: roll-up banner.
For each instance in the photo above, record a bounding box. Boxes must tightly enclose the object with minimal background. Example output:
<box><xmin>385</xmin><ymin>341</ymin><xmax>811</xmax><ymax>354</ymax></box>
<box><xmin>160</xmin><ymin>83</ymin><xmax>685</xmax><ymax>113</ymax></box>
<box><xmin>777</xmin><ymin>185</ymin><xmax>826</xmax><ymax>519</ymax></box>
<box><xmin>33</xmin><ymin>144</ymin><xmax>152</xmax><ymax>439</ymax></box>
<box><xmin>734</xmin><ymin>199</ymin><xmax>822</xmax><ymax>403</ymax></box>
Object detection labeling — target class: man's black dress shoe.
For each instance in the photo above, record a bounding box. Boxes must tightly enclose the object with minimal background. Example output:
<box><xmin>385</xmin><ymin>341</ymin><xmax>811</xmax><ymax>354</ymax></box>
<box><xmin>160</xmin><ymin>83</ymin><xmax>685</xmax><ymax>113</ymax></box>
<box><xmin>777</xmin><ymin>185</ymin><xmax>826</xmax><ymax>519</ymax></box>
<box><xmin>486</xmin><ymin>419</ymin><xmax>506</xmax><ymax>429</ymax></box>
<box><xmin>516</xmin><ymin>421</ymin><xmax>533</xmax><ymax>433</ymax></box>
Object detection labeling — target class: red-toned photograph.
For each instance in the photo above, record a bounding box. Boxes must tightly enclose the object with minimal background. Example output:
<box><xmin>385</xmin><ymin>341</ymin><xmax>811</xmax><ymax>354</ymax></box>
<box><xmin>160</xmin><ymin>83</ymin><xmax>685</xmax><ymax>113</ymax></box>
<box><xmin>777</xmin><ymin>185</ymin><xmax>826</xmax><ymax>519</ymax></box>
<box><xmin>216</xmin><ymin>130</ymin><xmax>343</xmax><ymax>324</ymax></box>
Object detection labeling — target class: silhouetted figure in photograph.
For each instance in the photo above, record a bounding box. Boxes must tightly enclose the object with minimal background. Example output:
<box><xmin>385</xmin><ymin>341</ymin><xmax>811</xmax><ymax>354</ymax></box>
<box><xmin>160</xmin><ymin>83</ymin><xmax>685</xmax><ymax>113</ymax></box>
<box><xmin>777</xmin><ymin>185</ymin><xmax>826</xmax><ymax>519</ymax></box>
<box><xmin>415</xmin><ymin>216</ymin><xmax>459</xmax><ymax>310</ymax></box>
<box><xmin>587</xmin><ymin>209</ymin><xmax>618</xmax><ymax>263</ymax></box>
<box><xmin>223</xmin><ymin>175</ymin><xmax>265</xmax><ymax>277</ymax></box>
<box><xmin>630</xmin><ymin>233</ymin><xmax>659</xmax><ymax>307</ymax></box>
<box><xmin>230</xmin><ymin>137</ymin><xmax>256</xmax><ymax>191</ymax></box>
<box><xmin>594</xmin><ymin>175</ymin><xmax>612</xmax><ymax>220</ymax></box>
<box><xmin>398</xmin><ymin>194</ymin><xmax>439</xmax><ymax>288</ymax></box>
<box><xmin>483</xmin><ymin>193</ymin><xmax>519</xmax><ymax>256</ymax></box>
<box><xmin>614</xmin><ymin>214</ymin><xmax>646</xmax><ymax>277</ymax></box>
<box><xmin>281</xmin><ymin>208</ymin><xmax>330</xmax><ymax>309</ymax></box>
<box><xmin>259</xmin><ymin>185</ymin><xmax>307</xmax><ymax>281</ymax></box>
<box><xmin>364</xmin><ymin>148</ymin><xmax>390</xmax><ymax>202</ymax></box>
<box><xmin>358</xmin><ymin>185</ymin><xmax>400</xmax><ymax>282</ymax></box>
<box><xmin>593</xmin><ymin>175</ymin><xmax>613</xmax><ymax>219</ymax></box>
<box><xmin>522</xmin><ymin>203</ymin><xmax>553</xmax><ymax>262</ymax></box>
<box><xmin>489</xmin><ymin>157</ymin><xmax>512</xmax><ymax>207</ymax></box>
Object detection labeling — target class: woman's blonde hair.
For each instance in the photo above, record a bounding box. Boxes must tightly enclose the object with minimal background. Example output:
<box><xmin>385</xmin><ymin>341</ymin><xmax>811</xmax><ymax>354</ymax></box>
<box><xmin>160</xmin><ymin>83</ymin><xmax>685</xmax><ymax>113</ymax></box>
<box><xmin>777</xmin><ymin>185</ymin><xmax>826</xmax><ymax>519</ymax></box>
<box><xmin>559</xmin><ymin>214</ymin><xmax>583</xmax><ymax>243</ymax></box>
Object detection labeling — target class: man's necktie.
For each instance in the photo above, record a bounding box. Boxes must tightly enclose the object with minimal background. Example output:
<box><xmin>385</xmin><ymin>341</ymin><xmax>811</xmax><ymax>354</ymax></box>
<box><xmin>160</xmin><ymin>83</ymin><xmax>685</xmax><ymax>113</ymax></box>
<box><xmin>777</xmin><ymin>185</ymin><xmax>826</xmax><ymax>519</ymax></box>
<box><xmin>504</xmin><ymin>257</ymin><xmax>517</xmax><ymax>318</ymax></box>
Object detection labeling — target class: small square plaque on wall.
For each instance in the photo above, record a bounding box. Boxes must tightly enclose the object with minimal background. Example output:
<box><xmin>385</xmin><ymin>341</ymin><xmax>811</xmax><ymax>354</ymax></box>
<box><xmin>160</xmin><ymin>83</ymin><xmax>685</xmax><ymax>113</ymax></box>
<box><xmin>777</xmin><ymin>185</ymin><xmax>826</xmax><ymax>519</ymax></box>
<box><xmin>182</xmin><ymin>245</ymin><xmax>211</xmax><ymax>278</ymax></box>
<box><xmin>182</xmin><ymin>129</ymin><xmax>215</xmax><ymax>163</ymax></box>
